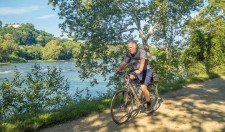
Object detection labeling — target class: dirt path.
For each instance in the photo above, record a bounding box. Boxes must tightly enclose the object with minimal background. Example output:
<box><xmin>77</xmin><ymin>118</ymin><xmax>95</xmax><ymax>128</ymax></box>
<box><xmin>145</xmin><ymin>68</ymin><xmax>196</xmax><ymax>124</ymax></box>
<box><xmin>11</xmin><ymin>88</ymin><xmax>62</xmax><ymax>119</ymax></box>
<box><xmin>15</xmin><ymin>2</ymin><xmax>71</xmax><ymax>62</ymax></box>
<box><xmin>40</xmin><ymin>76</ymin><xmax>225</xmax><ymax>132</ymax></box>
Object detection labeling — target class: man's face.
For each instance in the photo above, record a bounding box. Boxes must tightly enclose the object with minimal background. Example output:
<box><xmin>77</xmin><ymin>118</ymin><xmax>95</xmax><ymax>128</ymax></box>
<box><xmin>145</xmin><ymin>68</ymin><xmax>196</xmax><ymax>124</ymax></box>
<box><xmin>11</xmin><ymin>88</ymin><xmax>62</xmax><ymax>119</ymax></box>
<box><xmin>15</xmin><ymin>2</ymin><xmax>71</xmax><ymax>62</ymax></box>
<box><xmin>127</xmin><ymin>42</ymin><xmax>137</xmax><ymax>54</ymax></box>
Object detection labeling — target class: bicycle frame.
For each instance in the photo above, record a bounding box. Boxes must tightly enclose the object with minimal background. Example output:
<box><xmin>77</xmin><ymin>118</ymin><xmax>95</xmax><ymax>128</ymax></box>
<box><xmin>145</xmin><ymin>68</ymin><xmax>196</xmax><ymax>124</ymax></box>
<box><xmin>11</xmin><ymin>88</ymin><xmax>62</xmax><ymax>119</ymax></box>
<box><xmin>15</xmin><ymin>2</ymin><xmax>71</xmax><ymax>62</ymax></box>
<box><xmin>124</xmin><ymin>73</ymin><xmax>160</xmax><ymax>108</ymax></box>
<box><xmin>110</xmin><ymin>71</ymin><xmax>163</xmax><ymax>125</ymax></box>
<box><xmin>124</xmin><ymin>75</ymin><xmax>143</xmax><ymax>107</ymax></box>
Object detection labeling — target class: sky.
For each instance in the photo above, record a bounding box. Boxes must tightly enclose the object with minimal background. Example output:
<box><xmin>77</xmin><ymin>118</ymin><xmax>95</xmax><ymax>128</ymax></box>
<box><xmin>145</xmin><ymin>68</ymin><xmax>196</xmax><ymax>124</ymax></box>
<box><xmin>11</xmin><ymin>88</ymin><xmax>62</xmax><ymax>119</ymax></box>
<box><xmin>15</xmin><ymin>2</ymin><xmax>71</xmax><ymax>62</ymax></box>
<box><xmin>0</xmin><ymin>0</ymin><xmax>62</xmax><ymax>37</ymax></box>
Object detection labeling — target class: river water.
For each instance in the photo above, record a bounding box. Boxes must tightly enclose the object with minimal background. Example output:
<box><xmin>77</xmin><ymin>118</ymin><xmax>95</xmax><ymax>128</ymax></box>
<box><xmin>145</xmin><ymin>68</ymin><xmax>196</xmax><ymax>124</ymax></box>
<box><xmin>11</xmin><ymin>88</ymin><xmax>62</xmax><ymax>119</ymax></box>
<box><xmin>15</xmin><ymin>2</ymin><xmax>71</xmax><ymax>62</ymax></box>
<box><xmin>0</xmin><ymin>61</ymin><xmax>111</xmax><ymax>96</ymax></box>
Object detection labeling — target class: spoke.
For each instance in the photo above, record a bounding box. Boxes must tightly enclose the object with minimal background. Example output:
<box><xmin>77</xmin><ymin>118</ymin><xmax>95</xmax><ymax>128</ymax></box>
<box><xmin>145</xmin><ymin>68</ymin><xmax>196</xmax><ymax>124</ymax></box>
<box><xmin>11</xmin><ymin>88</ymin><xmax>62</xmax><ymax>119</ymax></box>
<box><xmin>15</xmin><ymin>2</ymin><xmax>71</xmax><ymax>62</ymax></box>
<box><xmin>110</xmin><ymin>90</ymin><xmax>133</xmax><ymax>124</ymax></box>
<box><xmin>117</xmin><ymin>113</ymin><xmax>130</xmax><ymax>121</ymax></box>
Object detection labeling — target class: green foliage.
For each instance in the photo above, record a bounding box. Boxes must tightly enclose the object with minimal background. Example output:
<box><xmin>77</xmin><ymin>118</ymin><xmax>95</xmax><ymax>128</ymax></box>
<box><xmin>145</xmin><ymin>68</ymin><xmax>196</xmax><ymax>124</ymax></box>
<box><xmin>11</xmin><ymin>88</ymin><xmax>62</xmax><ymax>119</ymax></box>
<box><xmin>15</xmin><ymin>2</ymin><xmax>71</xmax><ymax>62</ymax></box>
<box><xmin>183</xmin><ymin>0</ymin><xmax>225</xmax><ymax>72</ymax></box>
<box><xmin>1</xmin><ymin>1</ymin><xmax>225</xmax><ymax>130</ymax></box>
<box><xmin>48</xmin><ymin>0</ymin><xmax>204</xmax><ymax>87</ymax></box>
<box><xmin>42</xmin><ymin>39</ymin><xmax>63</xmax><ymax>60</ymax></box>
<box><xmin>0</xmin><ymin>22</ymin><xmax>73</xmax><ymax>62</ymax></box>
<box><xmin>0</xmin><ymin>23</ymin><xmax>55</xmax><ymax>46</ymax></box>
<box><xmin>0</xmin><ymin>63</ymin><xmax>70</xmax><ymax>121</ymax></box>
<box><xmin>1</xmin><ymin>64</ymin><xmax>225</xmax><ymax>132</ymax></box>
<box><xmin>17</xmin><ymin>44</ymin><xmax>43</xmax><ymax>60</ymax></box>
<box><xmin>0</xmin><ymin>34</ymin><xmax>19</xmax><ymax>62</ymax></box>
<box><xmin>48</xmin><ymin>0</ymin><xmax>203</xmax><ymax>44</ymax></box>
<box><xmin>60</xmin><ymin>41</ymin><xmax>81</xmax><ymax>60</ymax></box>
<box><xmin>1</xmin><ymin>95</ymin><xmax>111</xmax><ymax>132</ymax></box>
<box><xmin>150</xmin><ymin>47</ymin><xmax>184</xmax><ymax>84</ymax></box>
<box><xmin>0</xmin><ymin>20</ymin><xmax>2</xmax><ymax>27</ymax></box>
<box><xmin>35</xmin><ymin>31</ymin><xmax>55</xmax><ymax>46</ymax></box>
<box><xmin>8</xmin><ymin>54</ymin><xmax>27</xmax><ymax>63</ymax></box>
<box><xmin>42</xmin><ymin>39</ymin><xmax>81</xmax><ymax>60</ymax></box>
<box><xmin>0</xmin><ymin>27</ymin><xmax>82</xmax><ymax>62</ymax></box>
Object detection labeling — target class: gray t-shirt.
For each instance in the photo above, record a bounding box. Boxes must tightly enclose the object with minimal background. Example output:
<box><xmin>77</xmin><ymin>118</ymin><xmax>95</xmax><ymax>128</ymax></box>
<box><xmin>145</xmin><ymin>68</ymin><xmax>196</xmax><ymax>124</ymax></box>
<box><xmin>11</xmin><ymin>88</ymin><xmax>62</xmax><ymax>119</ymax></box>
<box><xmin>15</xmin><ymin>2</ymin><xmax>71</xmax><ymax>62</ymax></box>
<box><xmin>124</xmin><ymin>48</ymin><xmax>151</xmax><ymax>70</ymax></box>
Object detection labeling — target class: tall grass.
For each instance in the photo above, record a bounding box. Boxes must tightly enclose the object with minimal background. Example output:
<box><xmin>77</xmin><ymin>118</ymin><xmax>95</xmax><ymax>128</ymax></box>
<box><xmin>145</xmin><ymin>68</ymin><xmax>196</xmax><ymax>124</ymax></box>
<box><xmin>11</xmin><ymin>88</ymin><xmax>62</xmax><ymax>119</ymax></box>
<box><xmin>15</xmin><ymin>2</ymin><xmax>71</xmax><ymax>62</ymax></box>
<box><xmin>0</xmin><ymin>96</ymin><xmax>111</xmax><ymax>132</ymax></box>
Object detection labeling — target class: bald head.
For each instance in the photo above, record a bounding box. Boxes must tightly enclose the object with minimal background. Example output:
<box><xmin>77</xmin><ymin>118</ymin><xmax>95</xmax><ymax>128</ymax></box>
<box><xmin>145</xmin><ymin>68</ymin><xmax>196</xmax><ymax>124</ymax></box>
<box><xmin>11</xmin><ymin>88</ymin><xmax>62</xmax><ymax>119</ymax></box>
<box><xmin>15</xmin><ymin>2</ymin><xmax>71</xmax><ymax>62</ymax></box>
<box><xmin>127</xmin><ymin>41</ymin><xmax>137</xmax><ymax>54</ymax></box>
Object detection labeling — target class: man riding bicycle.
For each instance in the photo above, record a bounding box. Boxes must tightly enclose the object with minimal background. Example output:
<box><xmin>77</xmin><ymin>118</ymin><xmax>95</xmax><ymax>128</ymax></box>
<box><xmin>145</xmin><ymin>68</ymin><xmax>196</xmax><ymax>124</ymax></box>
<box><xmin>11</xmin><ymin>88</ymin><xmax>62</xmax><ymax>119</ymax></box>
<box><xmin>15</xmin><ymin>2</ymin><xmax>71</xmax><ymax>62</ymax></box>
<box><xmin>115</xmin><ymin>40</ymin><xmax>152</xmax><ymax>114</ymax></box>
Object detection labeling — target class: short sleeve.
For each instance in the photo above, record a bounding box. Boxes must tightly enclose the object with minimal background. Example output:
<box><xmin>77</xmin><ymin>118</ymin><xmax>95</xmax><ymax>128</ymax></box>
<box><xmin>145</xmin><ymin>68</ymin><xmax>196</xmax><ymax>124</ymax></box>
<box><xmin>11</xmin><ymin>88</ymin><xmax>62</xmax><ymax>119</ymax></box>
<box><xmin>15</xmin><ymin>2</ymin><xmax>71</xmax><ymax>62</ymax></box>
<box><xmin>139</xmin><ymin>49</ymin><xmax>148</xmax><ymax>60</ymax></box>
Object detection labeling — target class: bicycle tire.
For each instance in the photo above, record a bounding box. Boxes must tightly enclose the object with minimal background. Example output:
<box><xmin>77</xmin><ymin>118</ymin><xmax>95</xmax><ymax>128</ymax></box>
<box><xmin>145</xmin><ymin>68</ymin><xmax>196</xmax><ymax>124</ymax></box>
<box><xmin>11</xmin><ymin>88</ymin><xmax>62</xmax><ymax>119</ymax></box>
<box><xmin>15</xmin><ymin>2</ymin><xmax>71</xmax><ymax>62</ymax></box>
<box><xmin>110</xmin><ymin>90</ymin><xmax>133</xmax><ymax>125</ymax></box>
<box><xmin>151</xmin><ymin>86</ymin><xmax>161</xmax><ymax>112</ymax></box>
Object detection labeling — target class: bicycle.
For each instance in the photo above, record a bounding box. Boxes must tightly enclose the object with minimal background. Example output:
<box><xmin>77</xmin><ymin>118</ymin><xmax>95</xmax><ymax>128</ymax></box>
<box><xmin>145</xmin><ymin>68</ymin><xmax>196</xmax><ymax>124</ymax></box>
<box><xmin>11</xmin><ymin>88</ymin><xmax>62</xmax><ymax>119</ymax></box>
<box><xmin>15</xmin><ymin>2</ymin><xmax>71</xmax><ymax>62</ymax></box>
<box><xmin>110</xmin><ymin>71</ymin><xmax>164</xmax><ymax>125</ymax></box>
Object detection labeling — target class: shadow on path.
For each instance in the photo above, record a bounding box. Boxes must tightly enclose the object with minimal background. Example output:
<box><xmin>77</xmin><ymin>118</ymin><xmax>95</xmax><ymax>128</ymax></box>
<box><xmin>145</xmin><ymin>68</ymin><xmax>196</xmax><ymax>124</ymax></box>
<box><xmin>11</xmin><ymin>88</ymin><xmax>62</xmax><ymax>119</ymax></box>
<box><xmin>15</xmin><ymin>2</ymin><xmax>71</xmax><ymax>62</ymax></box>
<box><xmin>39</xmin><ymin>76</ymin><xmax>225</xmax><ymax>132</ymax></box>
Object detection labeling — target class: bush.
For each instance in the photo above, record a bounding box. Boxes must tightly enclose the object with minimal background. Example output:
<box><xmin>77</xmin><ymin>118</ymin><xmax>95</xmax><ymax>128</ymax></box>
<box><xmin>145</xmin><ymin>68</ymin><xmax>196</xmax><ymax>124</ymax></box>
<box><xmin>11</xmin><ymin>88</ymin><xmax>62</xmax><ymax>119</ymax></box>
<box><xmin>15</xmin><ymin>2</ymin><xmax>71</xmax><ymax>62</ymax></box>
<box><xmin>0</xmin><ymin>63</ymin><xmax>71</xmax><ymax>121</ymax></box>
<box><xmin>10</xmin><ymin>56</ymin><xmax>27</xmax><ymax>63</ymax></box>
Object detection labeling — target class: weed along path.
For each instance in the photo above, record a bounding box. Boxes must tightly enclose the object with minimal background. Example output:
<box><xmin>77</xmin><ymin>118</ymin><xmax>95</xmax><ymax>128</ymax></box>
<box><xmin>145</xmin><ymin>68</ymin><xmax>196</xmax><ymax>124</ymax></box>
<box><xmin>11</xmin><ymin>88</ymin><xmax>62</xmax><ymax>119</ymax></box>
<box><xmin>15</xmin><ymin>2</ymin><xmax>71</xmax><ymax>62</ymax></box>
<box><xmin>40</xmin><ymin>76</ymin><xmax>225</xmax><ymax>132</ymax></box>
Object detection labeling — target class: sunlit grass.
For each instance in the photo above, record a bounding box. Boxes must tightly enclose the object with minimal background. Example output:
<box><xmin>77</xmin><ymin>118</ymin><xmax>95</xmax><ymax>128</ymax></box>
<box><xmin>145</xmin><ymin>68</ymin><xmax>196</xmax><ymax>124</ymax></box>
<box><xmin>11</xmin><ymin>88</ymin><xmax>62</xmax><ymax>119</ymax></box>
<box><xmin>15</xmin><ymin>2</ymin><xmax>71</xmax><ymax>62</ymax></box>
<box><xmin>1</xmin><ymin>96</ymin><xmax>112</xmax><ymax>132</ymax></box>
<box><xmin>158</xmin><ymin>65</ymin><xmax>225</xmax><ymax>94</ymax></box>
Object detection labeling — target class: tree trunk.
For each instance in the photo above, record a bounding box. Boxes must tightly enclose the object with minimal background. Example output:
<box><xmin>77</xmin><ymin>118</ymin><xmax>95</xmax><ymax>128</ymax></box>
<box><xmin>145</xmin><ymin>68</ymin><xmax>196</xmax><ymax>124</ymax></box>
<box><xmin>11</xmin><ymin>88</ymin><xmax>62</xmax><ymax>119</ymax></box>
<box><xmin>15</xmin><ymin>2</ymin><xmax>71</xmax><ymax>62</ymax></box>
<box><xmin>142</xmin><ymin>38</ymin><xmax>151</xmax><ymax>60</ymax></box>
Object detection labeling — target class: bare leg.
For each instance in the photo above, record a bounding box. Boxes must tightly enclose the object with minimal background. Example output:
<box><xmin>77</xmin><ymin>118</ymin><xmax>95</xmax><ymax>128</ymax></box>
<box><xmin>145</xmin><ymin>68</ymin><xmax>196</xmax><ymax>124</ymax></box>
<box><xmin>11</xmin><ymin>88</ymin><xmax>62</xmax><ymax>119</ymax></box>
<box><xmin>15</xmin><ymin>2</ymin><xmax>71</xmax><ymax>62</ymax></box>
<box><xmin>140</xmin><ymin>84</ymin><xmax>151</xmax><ymax>102</ymax></box>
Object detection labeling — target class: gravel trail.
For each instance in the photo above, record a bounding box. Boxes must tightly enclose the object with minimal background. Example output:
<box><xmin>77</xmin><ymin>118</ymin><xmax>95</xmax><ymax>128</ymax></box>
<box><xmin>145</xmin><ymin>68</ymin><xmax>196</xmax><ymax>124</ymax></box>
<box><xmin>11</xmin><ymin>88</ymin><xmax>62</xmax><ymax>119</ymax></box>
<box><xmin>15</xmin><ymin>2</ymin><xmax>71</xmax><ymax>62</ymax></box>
<box><xmin>40</xmin><ymin>76</ymin><xmax>225</xmax><ymax>132</ymax></box>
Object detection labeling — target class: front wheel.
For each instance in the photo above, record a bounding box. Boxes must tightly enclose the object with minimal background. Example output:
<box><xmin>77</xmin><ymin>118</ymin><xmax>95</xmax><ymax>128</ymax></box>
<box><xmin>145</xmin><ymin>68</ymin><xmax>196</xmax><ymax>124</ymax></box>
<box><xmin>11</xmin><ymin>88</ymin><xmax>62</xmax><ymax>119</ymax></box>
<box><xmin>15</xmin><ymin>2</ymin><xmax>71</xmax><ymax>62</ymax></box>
<box><xmin>110</xmin><ymin>90</ymin><xmax>133</xmax><ymax>125</ymax></box>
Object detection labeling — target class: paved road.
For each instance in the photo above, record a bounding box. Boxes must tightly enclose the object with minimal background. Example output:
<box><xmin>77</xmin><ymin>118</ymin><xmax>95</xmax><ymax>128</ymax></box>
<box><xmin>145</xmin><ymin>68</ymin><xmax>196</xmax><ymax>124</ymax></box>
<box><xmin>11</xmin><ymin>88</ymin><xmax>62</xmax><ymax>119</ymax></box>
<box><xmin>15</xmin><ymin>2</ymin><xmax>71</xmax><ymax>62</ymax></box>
<box><xmin>40</xmin><ymin>76</ymin><xmax>225</xmax><ymax>132</ymax></box>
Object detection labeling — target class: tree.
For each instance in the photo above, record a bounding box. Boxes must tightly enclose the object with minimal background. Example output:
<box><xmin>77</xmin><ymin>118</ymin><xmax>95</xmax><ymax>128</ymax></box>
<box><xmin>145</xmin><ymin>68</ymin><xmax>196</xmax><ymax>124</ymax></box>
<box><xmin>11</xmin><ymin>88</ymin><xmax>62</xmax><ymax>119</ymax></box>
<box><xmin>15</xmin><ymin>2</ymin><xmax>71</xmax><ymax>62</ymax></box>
<box><xmin>0</xmin><ymin>34</ymin><xmax>18</xmax><ymax>62</ymax></box>
<box><xmin>0</xmin><ymin>23</ymin><xmax>55</xmax><ymax>46</ymax></box>
<box><xmin>13</xmin><ymin>23</ymin><xmax>38</xmax><ymax>45</ymax></box>
<box><xmin>48</xmin><ymin>0</ymin><xmax>204</xmax><ymax>84</ymax></box>
<box><xmin>36</xmin><ymin>30</ymin><xmax>55</xmax><ymax>46</ymax></box>
<box><xmin>0</xmin><ymin>20</ymin><xmax>2</xmax><ymax>27</ymax></box>
<box><xmin>183</xmin><ymin>0</ymin><xmax>225</xmax><ymax>73</ymax></box>
<box><xmin>0</xmin><ymin>63</ymin><xmax>70</xmax><ymax>120</ymax></box>
<box><xmin>20</xmin><ymin>45</ymin><xmax>43</xmax><ymax>60</ymax></box>
<box><xmin>60</xmin><ymin>41</ymin><xmax>80</xmax><ymax>60</ymax></box>
<box><xmin>42</xmin><ymin>39</ymin><xmax>63</xmax><ymax>60</ymax></box>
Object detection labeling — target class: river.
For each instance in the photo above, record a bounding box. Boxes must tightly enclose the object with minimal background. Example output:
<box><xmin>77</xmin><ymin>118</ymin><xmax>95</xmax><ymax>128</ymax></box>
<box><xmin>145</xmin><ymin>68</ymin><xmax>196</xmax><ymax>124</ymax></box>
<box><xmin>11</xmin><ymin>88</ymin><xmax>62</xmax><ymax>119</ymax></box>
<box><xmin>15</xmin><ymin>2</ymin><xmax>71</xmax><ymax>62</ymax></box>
<box><xmin>0</xmin><ymin>61</ymin><xmax>111</xmax><ymax>96</ymax></box>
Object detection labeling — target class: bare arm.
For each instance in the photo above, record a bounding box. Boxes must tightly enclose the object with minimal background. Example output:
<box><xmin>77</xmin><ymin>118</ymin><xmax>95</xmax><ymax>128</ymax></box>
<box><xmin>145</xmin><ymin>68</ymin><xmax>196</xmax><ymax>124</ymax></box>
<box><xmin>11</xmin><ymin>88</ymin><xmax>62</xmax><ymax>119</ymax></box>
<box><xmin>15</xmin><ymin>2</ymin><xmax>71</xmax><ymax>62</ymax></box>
<box><xmin>115</xmin><ymin>61</ymin><xmax>127</xmax><ymax>73</ymax></box>
<box><xmin>134</xmin><ymin>59</ymin><xmax>145</xmax><ymax>74</ymax></box>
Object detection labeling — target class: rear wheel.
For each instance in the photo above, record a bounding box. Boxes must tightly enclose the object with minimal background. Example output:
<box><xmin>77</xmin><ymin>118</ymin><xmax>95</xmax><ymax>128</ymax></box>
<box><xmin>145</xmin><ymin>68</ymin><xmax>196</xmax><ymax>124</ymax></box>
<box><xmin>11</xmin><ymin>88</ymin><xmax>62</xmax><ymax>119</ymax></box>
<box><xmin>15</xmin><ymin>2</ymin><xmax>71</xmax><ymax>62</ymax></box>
<box><xmin>110</xmin><ymin>90</ymin><xmax>133</xmax><ymax>125</ymax></box>
<box><xmin>151</xmin><ymin>84</ymin><xmax>162</xmax><ymax>112</ymax></box>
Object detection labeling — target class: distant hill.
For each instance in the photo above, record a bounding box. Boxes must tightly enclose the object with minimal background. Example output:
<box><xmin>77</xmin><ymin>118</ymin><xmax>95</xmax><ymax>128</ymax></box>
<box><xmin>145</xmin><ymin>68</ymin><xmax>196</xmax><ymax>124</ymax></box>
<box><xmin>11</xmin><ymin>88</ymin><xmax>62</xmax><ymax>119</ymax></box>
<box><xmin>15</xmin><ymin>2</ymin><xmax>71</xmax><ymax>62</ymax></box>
<box><xmin>0</xmin><ymin>21</ymin><xmax>82</xmax><ymax>63</ymax></box>
<box><xmin>0</xmin><ymin>23</ymin><xmax>55</xmax><ymax>46</ymax></box>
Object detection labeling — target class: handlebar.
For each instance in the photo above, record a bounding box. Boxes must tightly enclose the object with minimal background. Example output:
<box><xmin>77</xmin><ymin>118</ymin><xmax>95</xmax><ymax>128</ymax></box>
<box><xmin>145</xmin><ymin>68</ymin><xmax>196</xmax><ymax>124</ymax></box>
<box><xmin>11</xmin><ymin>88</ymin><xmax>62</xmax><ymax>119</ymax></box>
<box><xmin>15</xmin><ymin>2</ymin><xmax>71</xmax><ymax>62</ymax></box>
<box><xmin>115</xmin><ymin>71</ymin><xmax>127</xmax><ymax>75</ymax></box>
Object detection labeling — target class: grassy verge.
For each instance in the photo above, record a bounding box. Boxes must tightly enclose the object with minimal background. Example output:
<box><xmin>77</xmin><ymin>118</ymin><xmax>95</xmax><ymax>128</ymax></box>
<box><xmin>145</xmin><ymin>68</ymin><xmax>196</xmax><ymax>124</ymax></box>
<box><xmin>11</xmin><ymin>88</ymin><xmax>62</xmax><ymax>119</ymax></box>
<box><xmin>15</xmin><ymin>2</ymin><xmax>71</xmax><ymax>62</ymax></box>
<box><xmin>0</xmin><ymin>62</ymin><xmax>10</xmax><ymax>65</ymax></box>
<box><xmin>158</xmin><ymin>65</ymin><xmax>225</xmax><ymax>94</ymax></box>
<box><xmin>0</xmin><ymin>97</ymin><xmax>112</xmax><ymax>132</ymax></box>
<box><xmin>1</xmin><ymin>66</ymin><xmax>225</xmax><ymax>132</ymax></box>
